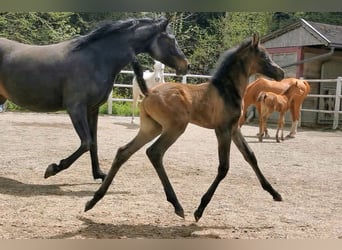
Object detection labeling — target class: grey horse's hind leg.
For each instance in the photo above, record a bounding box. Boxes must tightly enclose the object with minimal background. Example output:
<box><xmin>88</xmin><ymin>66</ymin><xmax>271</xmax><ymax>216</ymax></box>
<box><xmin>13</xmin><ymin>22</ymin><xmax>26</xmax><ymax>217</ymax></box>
<box><xmin>44</xmin><ymin>105</ymin><xmax>105</xmax><ymax>181</ymax></box>
<box><xmin>88</xmin><ymin>108</ymin><xmax>106</xmax><ymax>180</ymax></box>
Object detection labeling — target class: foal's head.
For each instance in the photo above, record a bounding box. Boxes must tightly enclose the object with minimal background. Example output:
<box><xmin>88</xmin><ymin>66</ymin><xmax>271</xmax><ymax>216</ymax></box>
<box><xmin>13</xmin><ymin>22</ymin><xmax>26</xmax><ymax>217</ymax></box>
<box><xmin>146</xmin><ymin>17</ymin><xmax>189</xmax><ymax>76</ymax></box>
<box><xmin>284</xmin><ymin>81</ymin><xmax>304</xmax><ymax>97</ymax></box>
<box><xmin>242</xmin><ymin>33</ymin><xmax>284</xmax><ymax>81</ymax></box>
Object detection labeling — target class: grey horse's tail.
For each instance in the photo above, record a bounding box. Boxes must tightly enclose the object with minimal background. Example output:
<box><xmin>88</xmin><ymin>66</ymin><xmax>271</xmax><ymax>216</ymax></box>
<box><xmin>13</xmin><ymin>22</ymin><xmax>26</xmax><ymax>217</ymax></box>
<box><xmin>131</xmin><ymin>60</ymin><xmax>149</xmax><ymax>96</ymax></box>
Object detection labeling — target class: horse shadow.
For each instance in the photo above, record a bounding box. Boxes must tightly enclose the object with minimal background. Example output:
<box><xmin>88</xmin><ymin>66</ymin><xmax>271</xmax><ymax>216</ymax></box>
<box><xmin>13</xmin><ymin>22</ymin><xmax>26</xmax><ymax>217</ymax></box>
<box><xmin>0</xmin><ymin>176</ymin><xmax>119</xmax><ymax>197</ymax></box>
<box><xmin>113</xmin><ymin>121</ymin><xmax>140</xmax><ymax>130</ymax></box>
<box><xmin>48</xmin><ymin>216</ymin><xmax>231</xmax><ymax>239</ymax></box>
<box><xmin>243</xmin><ymin>135</ymin><xmax>277</xmax><ymax>144</ymax></box>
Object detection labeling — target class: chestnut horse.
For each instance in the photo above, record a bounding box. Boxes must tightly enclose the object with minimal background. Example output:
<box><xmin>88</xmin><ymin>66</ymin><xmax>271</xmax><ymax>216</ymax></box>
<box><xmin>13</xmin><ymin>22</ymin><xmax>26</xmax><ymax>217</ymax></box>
<box><xmin>0</xmin><ymin>17</ymin><xmax>189</xmax><ymax>181</ymax></box>
<box><xmin>239</xmin><ymin>78</ymin><xmax>310</xmax><ymax>138</ymax></box>
<box><xmin>257</xmin><ymin>82</ymin><xmax>304</xmax><ymax>142</ymax></box>
<box><xmin>85</xmin><ymin>34</ymin><xmax>284</xmax><ymax>222</ymax></box>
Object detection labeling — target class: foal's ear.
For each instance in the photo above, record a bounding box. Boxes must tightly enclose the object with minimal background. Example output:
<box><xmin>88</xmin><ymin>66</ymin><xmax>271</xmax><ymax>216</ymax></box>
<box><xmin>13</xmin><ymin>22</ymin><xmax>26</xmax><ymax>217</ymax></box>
<box><xmin>252</xmin><ymin>33</ymin><xmax>260</xmax><ymax>47</ymax></box>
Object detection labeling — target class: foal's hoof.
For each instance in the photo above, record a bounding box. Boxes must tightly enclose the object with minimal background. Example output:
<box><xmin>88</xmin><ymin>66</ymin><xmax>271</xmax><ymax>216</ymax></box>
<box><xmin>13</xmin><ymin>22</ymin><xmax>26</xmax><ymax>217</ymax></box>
<box><xmin>194</xmin><ymin>209</ymin><xmax>203</xmax><ymax>222</ymax></box>
<box><xmin>84</xmin><ymin>199</ymin><xmax>96</xmax><ymax>212</ymax></box>
<box><xmin>175</xmin><ymin>208</ymin><xmax>185</xmax><ymax>219</ymax></box>
<box><xmin>44</xmin><ymin>164</ymin><xmax>58</xmax><ymax>178</ymax></box>
<box><xmin>273</xmin><ymin>192</ymin><xmax>283</xmax><ymax>202</ymax></box>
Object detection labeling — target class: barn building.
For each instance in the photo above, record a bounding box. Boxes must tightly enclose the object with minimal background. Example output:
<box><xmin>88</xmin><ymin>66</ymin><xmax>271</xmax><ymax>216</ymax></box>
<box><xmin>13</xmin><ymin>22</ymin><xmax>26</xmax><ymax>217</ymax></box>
<box><xmin>259</xmin><ymin>18</ymin><xmax>342</xmax><ymax>127</ymax></box>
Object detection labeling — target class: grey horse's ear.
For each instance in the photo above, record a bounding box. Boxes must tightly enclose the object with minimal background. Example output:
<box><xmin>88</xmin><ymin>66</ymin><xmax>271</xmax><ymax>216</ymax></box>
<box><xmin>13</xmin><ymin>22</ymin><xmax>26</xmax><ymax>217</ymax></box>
<box><xmin>158</xmin><ymin>17</ymin><xmax>169</xmax><ymax>30</ymax></box>
<box><xmin>252</xmin><ymin>33</ymin><xmax>260</xmax><ymax>47</ymax></box>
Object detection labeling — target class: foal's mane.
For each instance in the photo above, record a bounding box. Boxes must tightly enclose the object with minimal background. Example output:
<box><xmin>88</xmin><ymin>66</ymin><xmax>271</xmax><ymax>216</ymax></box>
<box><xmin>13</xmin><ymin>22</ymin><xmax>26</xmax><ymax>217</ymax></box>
<box><xmin>211</xmin><ymin>37</ymin><xmax>252</xmax><ymax>82</ymax></box>
<box><xmin>71</xmin><ymin>18</ymin><xmax>156</xmax><ymax>51</ymax></box>
<box><xmin>210</xmin><ymin>37</ymin><xmax>253</xmax><ymax>108</ymax></box>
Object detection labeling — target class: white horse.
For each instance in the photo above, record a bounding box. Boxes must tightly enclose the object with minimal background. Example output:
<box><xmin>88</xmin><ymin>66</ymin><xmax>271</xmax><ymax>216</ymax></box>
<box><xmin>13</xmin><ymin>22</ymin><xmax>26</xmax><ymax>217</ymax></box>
<box><xmin>131</xmin><ymin>60</ymin><xmax>165</xmax><ymax>123</ymax></box>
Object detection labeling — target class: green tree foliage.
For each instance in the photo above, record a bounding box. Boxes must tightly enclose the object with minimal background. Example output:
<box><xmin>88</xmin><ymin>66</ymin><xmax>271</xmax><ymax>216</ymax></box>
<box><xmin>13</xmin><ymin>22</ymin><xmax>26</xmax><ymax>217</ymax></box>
<box><xmin>221</xmin><ymin>12</ymin><xmax>272</xmax><ymax>49</ymax></box>
<box><xmin>0</xmin><ymin>12</ymin><xmax>80</xmax><ymax>44</ymax></box>
<box><xmin>164</xmin><ymin>12</ymin><xmax>225</xmax><ymax>77</ymax></box>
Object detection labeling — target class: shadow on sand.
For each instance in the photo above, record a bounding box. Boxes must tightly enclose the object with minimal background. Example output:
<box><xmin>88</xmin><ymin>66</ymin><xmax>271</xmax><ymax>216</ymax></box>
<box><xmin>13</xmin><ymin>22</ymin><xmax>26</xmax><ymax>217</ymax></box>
<box><xmin>48</xmin><ymin>216</ymin><xmax>233</xmax><ymax>239</ymax></box>
<box><xmin>0</xmin><ymin>176</ymin><xmax>120</xmax><ymax>197</ymax></box>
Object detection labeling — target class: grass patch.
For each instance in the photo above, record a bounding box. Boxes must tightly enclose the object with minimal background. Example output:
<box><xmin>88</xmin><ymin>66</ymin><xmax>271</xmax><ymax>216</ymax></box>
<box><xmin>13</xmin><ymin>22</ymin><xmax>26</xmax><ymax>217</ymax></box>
<box><xmin>99</xmin><ymin>101</ymin><xmax>139</xmax><ymax>117</ymax></box>
<box><xmin>3</xmin><ymin>88</ymin><xmax>139</xmax><ymax>117</ymax></box>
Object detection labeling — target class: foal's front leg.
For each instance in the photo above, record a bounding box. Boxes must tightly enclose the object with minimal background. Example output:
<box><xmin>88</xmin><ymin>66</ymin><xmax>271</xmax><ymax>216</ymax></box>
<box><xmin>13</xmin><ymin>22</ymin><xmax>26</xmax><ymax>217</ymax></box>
<box><xmin>258</xmin><ymin>116</ymin><xmax>265</xmax><ymax>142</ymax></box>
<box><xmin>276</xmin><ymin>114</ymin><xmax>285</xmax><ymax>142</ymax></box>
<box><xmin>194</xmin><ymin>127</ymin><xmax>232</xmax><ymax>222</ymax></box>
<box><xmin>233</xmin><ymin>128</ymin><xmax>282</xmax><ymax>201</ymax></box>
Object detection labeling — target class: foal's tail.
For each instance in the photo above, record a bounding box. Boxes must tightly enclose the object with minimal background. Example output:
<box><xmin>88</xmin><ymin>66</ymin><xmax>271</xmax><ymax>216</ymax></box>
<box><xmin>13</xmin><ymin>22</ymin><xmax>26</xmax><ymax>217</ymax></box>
<box><xmin>131</xmin><ymin>60</ymin><xmax>150</xmax><ymax>96</ymax></box>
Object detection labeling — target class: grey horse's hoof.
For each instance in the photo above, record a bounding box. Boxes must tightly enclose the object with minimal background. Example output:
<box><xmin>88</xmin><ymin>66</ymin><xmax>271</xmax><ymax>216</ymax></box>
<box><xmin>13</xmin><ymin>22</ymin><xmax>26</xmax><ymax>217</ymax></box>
<box><xmin>44</xmin><ymin>164</ymin><xmax>57</xmax><ymax>178</ymax></box>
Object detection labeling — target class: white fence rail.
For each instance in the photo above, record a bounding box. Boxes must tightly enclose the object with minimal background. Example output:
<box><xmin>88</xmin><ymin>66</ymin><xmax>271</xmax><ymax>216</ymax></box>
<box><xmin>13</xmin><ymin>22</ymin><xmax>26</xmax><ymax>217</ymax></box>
<box><xmin>107</xmin><ymin>70</ymin><xmax>211</xmax><ymax>114</ymax></box>
<box><xmin>108</xmin><ymin>71</ymin><xmax>342</xmax><ymax>129</ymax></box>
<box><xmin>300</xmin><ymin>77</ymin><xmax>342</xmax><ymax>129</ymax></box>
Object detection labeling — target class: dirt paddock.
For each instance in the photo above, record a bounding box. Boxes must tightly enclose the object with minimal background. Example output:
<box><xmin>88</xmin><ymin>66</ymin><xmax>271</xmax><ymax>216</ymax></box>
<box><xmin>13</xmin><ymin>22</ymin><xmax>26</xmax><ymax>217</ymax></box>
<box><xmin>0</xmin><ymin>112</ymin><xmax>341</xmax><ymax>239</ymax></box>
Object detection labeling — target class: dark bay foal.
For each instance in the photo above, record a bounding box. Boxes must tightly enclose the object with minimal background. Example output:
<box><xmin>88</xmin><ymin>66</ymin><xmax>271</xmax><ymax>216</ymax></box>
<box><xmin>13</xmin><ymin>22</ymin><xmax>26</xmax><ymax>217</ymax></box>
<box><xmin>85</xmin><ymin>33</ymin><xmax>284</xmax><ymax>221</ymax></box>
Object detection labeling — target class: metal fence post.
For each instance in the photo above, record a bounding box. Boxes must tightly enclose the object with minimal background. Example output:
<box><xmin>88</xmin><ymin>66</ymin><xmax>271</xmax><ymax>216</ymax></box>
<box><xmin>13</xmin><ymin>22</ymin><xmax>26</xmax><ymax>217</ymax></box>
<box><xmin>182</xmin><ymin>75</ymin><xmax>187</xmax><ymax>83</ymax></box>
<box><xmin>333</xmin><ymin>77</ymin><xmax>341</xmax><ymax>129</ymax></box>
<box><xmin>298</xmin><ymin>77</ymin><xmax>304</xmax><ymax>127</ymax></box>
<box><xmin>107</xmin><ymin>89</ymin><xmax>113</xmax><ymax>115</ymax></box>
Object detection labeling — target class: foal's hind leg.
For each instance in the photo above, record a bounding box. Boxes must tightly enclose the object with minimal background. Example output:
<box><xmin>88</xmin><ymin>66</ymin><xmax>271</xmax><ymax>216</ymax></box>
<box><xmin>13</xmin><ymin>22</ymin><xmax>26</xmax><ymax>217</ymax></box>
<box><xmin>233</xmin><ymin>128</ymin><xmax>282</xmax><ymax>201</ymax></box>
<box><xmin>146</xmin><ymin>124</ymin><xmax>188</xmax><ymax>218</ymax></box>
<box><xmin>85</xmin><ymin>115</ymin><xmax>162</xmax><ymax>212</ymax></box>
<box><xmin>44</xmin><ymin>105</ymin><xmax>100</xmax><ymax>179</ymax></box>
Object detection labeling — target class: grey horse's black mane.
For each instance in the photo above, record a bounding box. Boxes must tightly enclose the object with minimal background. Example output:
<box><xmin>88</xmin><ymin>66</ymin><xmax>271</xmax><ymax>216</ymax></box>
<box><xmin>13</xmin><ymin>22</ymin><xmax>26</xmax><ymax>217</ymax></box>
<box><xmin>71</xmin><ymin>17</ymin><xmax>158</xmax><ymax>51</ymax></box>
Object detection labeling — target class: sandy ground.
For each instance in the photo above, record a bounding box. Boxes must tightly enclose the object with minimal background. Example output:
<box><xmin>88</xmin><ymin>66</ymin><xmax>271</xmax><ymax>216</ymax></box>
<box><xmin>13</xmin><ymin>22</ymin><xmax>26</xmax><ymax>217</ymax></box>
<box><xmin>0</xmin><ymin>112</ymin><xmax>341</xmax><ymax>239</ymax></box>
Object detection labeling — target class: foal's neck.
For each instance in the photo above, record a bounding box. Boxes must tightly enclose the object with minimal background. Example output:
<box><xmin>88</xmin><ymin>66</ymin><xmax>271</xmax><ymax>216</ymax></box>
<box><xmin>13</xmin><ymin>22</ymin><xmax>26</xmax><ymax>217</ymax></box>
<box><xmin>211</xmin><ymin>64</ymin><xmax>249</xmax><ymax>109</ymax></box>
<box><xmin>282</xmin><ymin>85</ymin><xmax>298</xmax><ymax>102</ymax></box>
